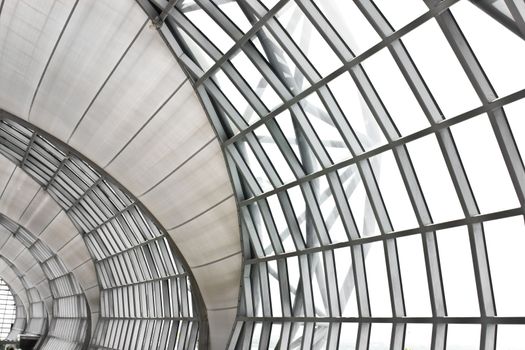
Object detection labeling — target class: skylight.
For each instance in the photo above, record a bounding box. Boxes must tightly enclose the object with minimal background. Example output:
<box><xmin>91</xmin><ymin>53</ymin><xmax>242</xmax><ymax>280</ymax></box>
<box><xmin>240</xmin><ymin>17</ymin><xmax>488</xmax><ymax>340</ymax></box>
<box><xmin>156</xmin><ymin>0</ymin><xmax>525</xmax><ymax>348</ymax></box>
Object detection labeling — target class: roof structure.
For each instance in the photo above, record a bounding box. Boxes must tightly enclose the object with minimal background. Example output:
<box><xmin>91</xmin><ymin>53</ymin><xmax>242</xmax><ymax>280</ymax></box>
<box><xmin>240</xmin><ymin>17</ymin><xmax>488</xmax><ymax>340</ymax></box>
<box><xmin>0</xmin><ymin>0</ymin><xmax>524</xmax><ymax>349</ymax></box>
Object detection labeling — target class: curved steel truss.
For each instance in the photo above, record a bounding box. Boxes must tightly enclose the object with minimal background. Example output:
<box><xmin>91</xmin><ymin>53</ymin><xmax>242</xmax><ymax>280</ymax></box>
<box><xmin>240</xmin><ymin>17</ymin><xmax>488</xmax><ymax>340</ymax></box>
<box><xmin>0</xmin><ymin>113</ymin><xmax>204</xmax><ymax>350</ymax></box>
<box><xmin>144</xmin><ymin>0</ymin><xmax>525</xmax><ymax>348</ymax></box>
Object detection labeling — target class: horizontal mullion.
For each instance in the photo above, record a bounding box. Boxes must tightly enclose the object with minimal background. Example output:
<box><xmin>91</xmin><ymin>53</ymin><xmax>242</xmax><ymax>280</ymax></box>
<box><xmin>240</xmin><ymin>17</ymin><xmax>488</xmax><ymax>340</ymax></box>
<box><xmin>237</xmin><ymin>316</ymin><xmax>525</xmax><ymax>324</ymax></box>
<box><xmin>244</xmin><ymin>207</ymin><xmax>523</xmax><ymax>264</ymax></box>
<box><xmin>239</xmin><ymin>87</ymin><xmax>525</xmax><ymax>206</ymax></box>
<box><xmin>99</xmin><ymin>316</ymin><xmax>198</xmax><ymax>321</ymax></box>
<box><xmin>94</xmin><ymin>234</ymin><xmax>167</xmax><ymax>263</ymax></box>
<box><xmin>101</xmin><ymin>273</ymin><xmax>189</xmax><ymax>290</ymax></box>
<box><xmin>81</xmin><ymin>203</ymin><xmax>137</xmax><ymax>236</ymax></box>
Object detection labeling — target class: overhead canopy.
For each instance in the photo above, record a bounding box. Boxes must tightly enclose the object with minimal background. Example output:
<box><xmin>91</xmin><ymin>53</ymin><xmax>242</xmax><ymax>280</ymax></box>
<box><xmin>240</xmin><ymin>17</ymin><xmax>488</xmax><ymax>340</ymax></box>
<box><xmin>0</xmin><ymin>0</ymin><xmax>240</xmax><ymax>349</ymax></box>
<box><xmin>1</xmin><ymin>0</ymin><xmax>525</xmax><ymax>349</ymax></box>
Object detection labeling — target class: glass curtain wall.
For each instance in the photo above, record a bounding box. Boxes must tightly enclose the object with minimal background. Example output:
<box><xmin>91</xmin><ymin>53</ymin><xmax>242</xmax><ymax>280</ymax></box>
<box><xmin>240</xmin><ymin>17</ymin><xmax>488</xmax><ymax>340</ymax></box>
<box><xmin>148</xmin><ymin>0</ymin><xmax>525</xmax><ymax>348</ymax></box>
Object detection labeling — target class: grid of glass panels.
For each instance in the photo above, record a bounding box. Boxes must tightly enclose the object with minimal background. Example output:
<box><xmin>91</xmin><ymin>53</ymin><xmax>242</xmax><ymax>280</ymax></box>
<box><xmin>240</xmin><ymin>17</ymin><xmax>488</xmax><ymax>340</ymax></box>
<box><xmin>148</xmin><ymin>0</ymin><xmax>525</xmax><ymax>348</ymax></box>
<box><xmin>0</xmin><ymin>116</ymin><xmax>202</xmax><ymax>349</ymax></box>
<box><xmin>0</xmin><ymin>278</ymin><xmax>16</xmax><ymax>339</ymax></box>
<box><xmin>0</xmin><ymin>214</ymin><xmax>88</xmax><ymax>350</ymax></box>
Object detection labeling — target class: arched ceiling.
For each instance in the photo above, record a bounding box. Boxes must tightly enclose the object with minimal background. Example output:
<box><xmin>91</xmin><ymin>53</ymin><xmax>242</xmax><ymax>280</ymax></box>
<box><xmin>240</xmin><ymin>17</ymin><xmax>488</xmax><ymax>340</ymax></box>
<box><xmin>0</xmin><ymin>0</ymin><xmax>523</xmax><ymax>349</ymax></box>
<box><xmin>0</xmin><ymin>0</ymin><xmax>241</xmax><ymax>348</ymax></box>
<box><xmin>0</xmin><ymin>152</ymin><xmax>97</xmax><ymax>317</ymax></box>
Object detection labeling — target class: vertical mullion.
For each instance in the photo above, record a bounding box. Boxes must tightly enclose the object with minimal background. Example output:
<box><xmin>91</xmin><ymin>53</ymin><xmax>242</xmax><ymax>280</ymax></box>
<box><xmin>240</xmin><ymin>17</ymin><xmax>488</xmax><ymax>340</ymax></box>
<box><xmin>423</xmin><ymin>3</ymin><xmax>502</xmax><ymax>350</ymax></box>
<box><xmin>355</xmin><ymin>0</ymin><xmax>452</xmax><ymax>338</ymax></box>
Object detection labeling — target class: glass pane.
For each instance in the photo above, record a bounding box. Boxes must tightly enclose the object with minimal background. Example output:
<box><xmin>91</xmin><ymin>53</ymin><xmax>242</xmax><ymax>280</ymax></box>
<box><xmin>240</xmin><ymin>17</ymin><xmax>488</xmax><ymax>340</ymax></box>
<box><xmin>276</xmin><ymin>2</ymin><xmax>342</xmax><ymax>78</ymax></box>
<box><xmin>253</xmin><ymin>124</ymin><xmax>296</xmax><ymax>185</ymax></box>
<box><xmin>452</xmin><ymin>1</ymin><xmax>525</xmax><ymax>97</ymax></box>
<box><xmin>484</xmin><ymin>216</ymin><xmax>525</xmax><ymax>316</ymax></box>
<box><xmin>369</xmin><ymin>323</ymin><xmax>392</xmax><ymax>350</ymax></box>
<box><xmin>397</xmin><ymin>234</ymin><xmax>431</xmax><ymax>316</ymax></box>
<box><xmin>268</xmin><ymin>323</ymin><xmax>282</xmax><ymax>348</ymax></box>
<box><xmin>299</xmin><ymin>92</ymin><xmax>352</xmax><ymax>164</ymax></box>
<box><xmin>364</xmin><ymin>242</ymin><xmax>391</xmax><ymax>316</ymax></box>
<box><xmin>373</xmin><ymin>0</ymin><xmax>427</xmax><ymax>30</ymax></box>
<box><xmin>185</xmin><ymin>8</ymin><xmax>234</xmax><ymax>54</ymax></box>
<box><xmin>370</xmin><ymin>150</ymin><xmax>418</xmax><ymax>231</ymax></box>
<box><xmin>316</xmin><ymin>176</ymin><xmax>347</xmax><ymax>243</ymax></box>
<box><xmin>407</xmin><ymin>134</ymin><xmax>463</xmax><ymax>223</ymax></box>
<box><xmin>404</xmin><ymin>323</ymin><xmax>432</xmax><ymax>350</ymax></box>
<box><xmin>339</xmin><ymin>323</ymin><xmax>358</xmax><ymax>349</ymax></box>
<box><xmin>328</xmin><ymin>72</ymin><xmax>387</xmax><ymax>152</ymax></box>
<box><xmin>451</xmin><ymin>114</ymin><xmax>519</xmax><ymax>213</ymax></box>
<box><xmin>231</xmin><ymin>51</ymin><xmax>282</xmax><ymax>111</ymax></box>
<box><xmin>334</xmin><ymin>247</ymin><xmax>358</xmax><ymax>317</ymax></box>
<box><xmin>402</xmin><ymin>19</ymin><xmax>481</xmax><ymax>118</ymax></box>
<box><xmin>437</xmin><ymin>226</ymin><xmax>479</xmax><ymax>316</ymax></box>
<box><xmin>446</xmin><ymin>324</ymin><xmax>480</xmax><ymax>350</ymax></box>
<box><xmin>313</xmin><ymin>0</ymin><xmax>380</xmax><ymax>55</ymax></box>
<box><xmin>496</xmin><ymin>325</ymin><xmax>525</xmax><ymax>350</ymax></box>
<box><xmin>362</xmin><ymin>48</ymin><xmax>430</xmax><ymax>136</ymax></box>
<box><xmin>339</xmin><ymin>165</ymin><xmax>381</xmax><ymax>238</ymax></box>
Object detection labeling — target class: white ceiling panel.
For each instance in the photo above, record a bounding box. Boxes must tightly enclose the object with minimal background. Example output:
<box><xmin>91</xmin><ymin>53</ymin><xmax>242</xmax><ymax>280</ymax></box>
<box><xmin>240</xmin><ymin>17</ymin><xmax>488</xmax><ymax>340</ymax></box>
<box><xmin>72</xmin><ymin>260</ymin><xmax>97</xmax><ymax>291</ymax></box>
<box><xmin>0</xmin><ymin>167</ymin><xmax>40</xmax><ymax>219</ymax></box>
<box><xmin>106</xmin><ymin>80</ymin><xmax>215</xmax><ymax>194</ymax></box>
<box><xmin>0</xmin><ymin>226</ymin><xmax>11</xmax><ymax>248</ymax></box>
<box><xmin>192</xmin><ymin>252</ymin><xmax>241</xmax><ymax>310</ymax></box>
<box><xmin>38</xmin><ymin>211</ymin><xmax>77</xmax><ymax>249</ymax></box>
<box><xmin>69</xmin><ymin>25</ymin><xmax>186</xmax><ymax>165</ymax></box>
<box><xmin>13</xmin><ymin>248</ymin><xmax>34</xmax><ymax>273</ymax></box>
<box><xmin>169</xmin><ymin>196</ymin><xmax>239</xmax><ymax>267</ymax></box>
<box><xmin>18</xmin><ymin>189</ymin><xmax>61</xmax><ymax>235</ymax></box>
<box><xmin>83</xmin><ymin>285</ymin><xmax>99</xmax><ymax>313</ymax></box>
<box><xmin>0</xmin><ymin>154</ymin><xmax>16</xmax><ymax>190</ymax></box>
<box><xmin>0</xmin><ymin>267</ymin><xmax>17</xmax><ymax>285</ymax></box>
<box><xmin>0</xmin><ymin>260</ymin><xmax>8</xmax><ymax>274</ymax></box>
<box><xmin>6</xmin><ymin>278</ymin><xmax>23</xmax><ymax>296</ymax></box>
<box><xmin>140</xmin><ymin>141</ymin><xmax>232</xmax><ymax>228</ymax></box>
<box><xmin>30</xmin><ymin>0</ymin><xmax>147</xmax><ymax>141</ymax></box>
<box><xmin>25</xmin><ymin>264</ymin><xmax>46</xmax><ymax>289</ymax></box>
<box><xmin>59</xmin><ymin>235</ymin><xmax>89</xmax><ymax>271</ymax></box>
<box><xmin>0</xmin><ymin>236</ymin><xmax>24</xmax><ymax>261</ymax></box>
<box><xmin>207</xmin><ymin>308</ymin><xmax>237</xmax><ymax>350</ymax></box>
<box><xmin>0</xmin><ymin>0</ymin><xmax>76</xmax><ymax>117</ymax></box>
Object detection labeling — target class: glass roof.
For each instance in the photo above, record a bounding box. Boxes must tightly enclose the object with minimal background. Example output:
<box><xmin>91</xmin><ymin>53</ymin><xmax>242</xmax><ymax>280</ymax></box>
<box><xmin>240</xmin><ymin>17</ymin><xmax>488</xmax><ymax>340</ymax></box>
<box><xmin>150</xmin><ymin>0</ymin><xmax>525</xmax><ymax>348</ymax></box>
<box><xmin>0</xmin><ymin>0</ymin><xmax>523</xmax><ymax>348</ymax></box>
